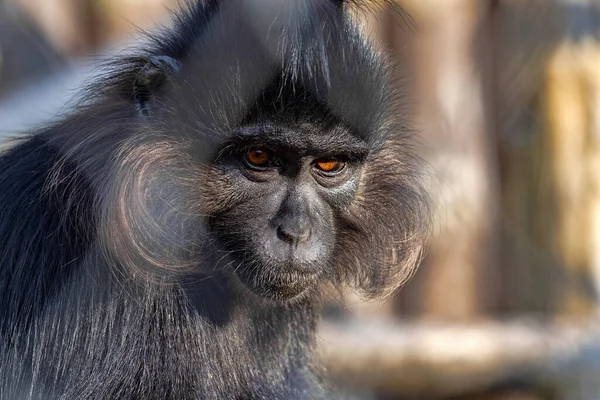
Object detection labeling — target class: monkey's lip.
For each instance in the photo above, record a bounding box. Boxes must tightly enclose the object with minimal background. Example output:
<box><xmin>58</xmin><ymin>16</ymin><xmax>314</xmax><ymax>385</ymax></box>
<box><xmin>234</xmin><ymin>267</ymin><xmax>319</xmax><ymax>301</ymax></box>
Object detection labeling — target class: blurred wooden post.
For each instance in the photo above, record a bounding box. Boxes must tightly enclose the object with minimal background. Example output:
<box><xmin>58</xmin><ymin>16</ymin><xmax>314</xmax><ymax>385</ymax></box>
<box><xmin>12</xmin><ymin>0</ymin><xmax>177</xmax><ymax>56</ymax></box>
<box><xmin>398</xmin><ymin>0</ymin><xmax>501</xmax><ymax>320</ymax></box>
<box><xmin>540</xmin><ymin>38</ymin><xmax>600</xmax><ymax>317</ymax></box>
<box><xmin>100</xmin><ymin>0</ymin><xmax>176</xmax><ymax>44</ymax></box>
<box><xmin>584</xmin><ymin>42</ymin><xmax>600</xmax><ymax>306</ymax></box>
<box><xmin>14</xmin><ymin>0</ymin><xmax>98</xmax><ymax>55</ymax></box>
<box><xmin>490</xmin><ymin>0</ymin><xmax>564</xmax><ymax>315</ymax></box>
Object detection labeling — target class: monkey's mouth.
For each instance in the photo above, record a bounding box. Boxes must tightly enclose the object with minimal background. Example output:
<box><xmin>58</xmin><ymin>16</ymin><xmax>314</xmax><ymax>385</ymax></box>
<box><xmin>234</xmin><ymin>266</ymin><xmax>319</xmax><ymax>302</ymax></box>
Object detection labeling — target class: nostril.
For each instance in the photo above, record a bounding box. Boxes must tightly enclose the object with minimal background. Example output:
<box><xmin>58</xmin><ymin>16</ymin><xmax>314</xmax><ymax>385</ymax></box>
<box><xmin>276</xmin><ymin>226</ymin><xmax>292</xmax><ymax>242</ymax></box>
<box><xmin>277</xmin><ymin>225</ymin><xmax>310</xmax><ymax>245</ymax></box>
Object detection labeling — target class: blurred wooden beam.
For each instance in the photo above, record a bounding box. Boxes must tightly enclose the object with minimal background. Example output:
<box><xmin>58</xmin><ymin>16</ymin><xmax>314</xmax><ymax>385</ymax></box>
<box><xmin>319</xmin><ymin>316</ymin><xmax>600</xmax><ymax>398</ymax></box>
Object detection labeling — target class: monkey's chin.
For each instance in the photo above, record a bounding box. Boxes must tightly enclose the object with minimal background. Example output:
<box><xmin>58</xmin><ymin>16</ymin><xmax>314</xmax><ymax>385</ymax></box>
<box><xmin>233</xmin><ymin>268</ymin><xmax>317</xmax><ymax>303</ymax></box>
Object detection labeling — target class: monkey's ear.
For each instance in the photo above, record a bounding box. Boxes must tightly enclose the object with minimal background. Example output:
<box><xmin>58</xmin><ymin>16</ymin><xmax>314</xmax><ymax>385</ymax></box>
<box><xmin>134</xmin><ymin>55</ymin><xmax>181</xmax><ymax>116</ymax></box>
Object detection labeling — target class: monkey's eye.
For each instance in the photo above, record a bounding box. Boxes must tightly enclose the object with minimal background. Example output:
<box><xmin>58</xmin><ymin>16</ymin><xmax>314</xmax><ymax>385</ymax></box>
<box><xmin>243</xmin><ymin>147</ymin><xmax>279</xmax><ymax>169</ymax></box>
<box><xmin>313</xmin><ymin>159</ymin><xmax>346</xmax><ymax>176</ymax></box>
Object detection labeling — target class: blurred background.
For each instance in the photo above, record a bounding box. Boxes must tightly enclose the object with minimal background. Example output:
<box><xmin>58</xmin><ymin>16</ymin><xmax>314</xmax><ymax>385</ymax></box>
<box><xmin>1</xmin><ymin>0</ymin><xmax>600</xmax><ymax>399</ymax></box>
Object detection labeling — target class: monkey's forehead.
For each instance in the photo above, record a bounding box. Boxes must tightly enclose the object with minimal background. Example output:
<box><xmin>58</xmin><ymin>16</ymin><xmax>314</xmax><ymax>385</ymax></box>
<box><xmin>153</xmin><ymin>0</ymin><xmax>394</xmax><ymax>141</ymax></box>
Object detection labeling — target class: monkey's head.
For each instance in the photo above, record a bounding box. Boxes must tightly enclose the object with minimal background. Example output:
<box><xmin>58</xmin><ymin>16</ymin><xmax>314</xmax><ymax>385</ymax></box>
<box><xmin>86</xmin><ymin>0</ymin><xmax>429</xmax><ymax>304</ymax></box>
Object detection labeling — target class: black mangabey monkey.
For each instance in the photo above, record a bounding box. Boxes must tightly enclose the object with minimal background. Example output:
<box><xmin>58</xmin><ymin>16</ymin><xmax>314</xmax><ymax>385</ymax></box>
<box><xmin>0</xmin><ymin>0</ymin><xmax>429</xmax><ymax>398</ymax></box>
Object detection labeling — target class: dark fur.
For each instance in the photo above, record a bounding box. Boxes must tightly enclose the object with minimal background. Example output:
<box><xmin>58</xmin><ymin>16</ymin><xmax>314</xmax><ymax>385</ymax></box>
<box><xmin>0</xmin><ymin>1</ymin><xmax>429</xmax><ymax>399</ymax></box>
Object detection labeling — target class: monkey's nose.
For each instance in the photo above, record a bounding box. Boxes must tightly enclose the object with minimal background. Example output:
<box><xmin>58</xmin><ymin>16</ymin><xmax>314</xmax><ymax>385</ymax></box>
<box><xmin>277</xmin><ymin>224</ymin><xmax>311</xmax><ymax>247</ymax></box>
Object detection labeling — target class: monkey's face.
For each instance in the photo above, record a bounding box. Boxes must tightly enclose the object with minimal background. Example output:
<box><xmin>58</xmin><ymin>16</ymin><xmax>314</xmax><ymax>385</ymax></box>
<box><xmin>206</xmin><ymin>124</ymin><xmax>368</xmax><ymax>302</ymax></box>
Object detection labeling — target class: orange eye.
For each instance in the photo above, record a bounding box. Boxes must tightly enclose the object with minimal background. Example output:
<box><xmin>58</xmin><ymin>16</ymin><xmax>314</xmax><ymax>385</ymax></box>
<box><xmin>314</xmin><ymin>159</ymin><xmax>345</xmax><ymax>174</ymax></box>
<box><xmin>244</xmin><ymin>147</ymin><xmax>274</xmax><ymax>168</ymax></box>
